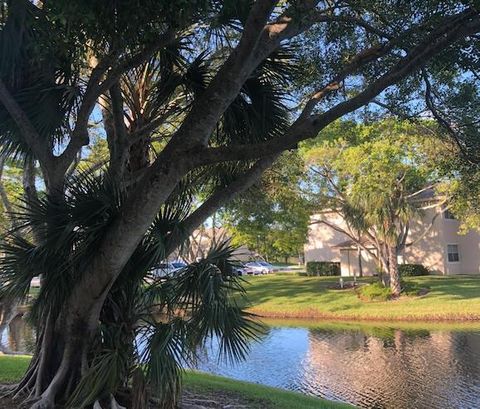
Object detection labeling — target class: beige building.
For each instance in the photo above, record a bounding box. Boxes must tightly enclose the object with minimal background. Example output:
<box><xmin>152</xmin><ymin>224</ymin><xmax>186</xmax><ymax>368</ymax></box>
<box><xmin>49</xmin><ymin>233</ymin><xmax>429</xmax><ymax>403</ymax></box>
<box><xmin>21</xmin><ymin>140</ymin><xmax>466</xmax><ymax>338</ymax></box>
<box><xmin>174</xmin><ymin>226</ymin><xmax>256</xmax><ymax>262</ymax></box>
<box><xmin>304</xmin><ymin>206</ymin><xmax>480</xmax><ymax>276</ymax></box>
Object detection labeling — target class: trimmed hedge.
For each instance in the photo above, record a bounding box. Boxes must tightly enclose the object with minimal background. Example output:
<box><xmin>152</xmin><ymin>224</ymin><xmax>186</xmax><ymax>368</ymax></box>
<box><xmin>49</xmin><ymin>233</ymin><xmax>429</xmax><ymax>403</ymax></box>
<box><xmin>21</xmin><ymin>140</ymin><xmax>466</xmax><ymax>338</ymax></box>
<box><xmin>306</xmin><ymin>261</ymin><xmax>341</xmax><ymax>276</ymax></box>
<box><xmin>398</xmin><ymin>264</ymin><xmax>430</xmax><ymax>277</ymax></box>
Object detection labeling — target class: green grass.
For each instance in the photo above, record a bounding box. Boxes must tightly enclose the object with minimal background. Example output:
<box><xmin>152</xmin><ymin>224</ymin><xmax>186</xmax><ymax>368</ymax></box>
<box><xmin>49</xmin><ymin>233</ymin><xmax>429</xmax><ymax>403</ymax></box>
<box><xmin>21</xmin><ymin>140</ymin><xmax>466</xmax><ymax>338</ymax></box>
<box><xmin>0</xmin><ymin>355</ymin><xmax>31</xmax><ymax>383</ymax></box>
<box><xmin>184</xmin><ymin>371</ymin><xmax>352</xmax><ymax>408</ymax></box>
<box><xmin>0</xmin><ymin>356</ymin><xmax>351</xmax><ymax>409</ymax></box>
<box><xmin>244</xmin><ymin>274</ymin><xmax>480</xmax><ymax>321</ymax></box>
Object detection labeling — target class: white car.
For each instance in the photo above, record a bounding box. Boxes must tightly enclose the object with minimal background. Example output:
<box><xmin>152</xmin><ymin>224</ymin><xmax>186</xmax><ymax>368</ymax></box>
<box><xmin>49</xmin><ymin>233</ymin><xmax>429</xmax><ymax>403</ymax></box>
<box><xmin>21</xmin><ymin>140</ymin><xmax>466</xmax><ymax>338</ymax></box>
<box><xmin>30</xmin><ymin>276</ymin><xmax>41</xmax><ymax>287</ymax></box>
<box><xmin>233</xmin><ymin>264</ymin><xmax>254</xmax><ymax>276</ymax></box>
<box><xmin>151</xmin><ymin>261</ymin><xmax>187</xmax><ymax>278</ymax></box>
<box><xmin>245</xmin><ymin>261</ymin><xmax>274</xmax><ymax>275</ymax></box>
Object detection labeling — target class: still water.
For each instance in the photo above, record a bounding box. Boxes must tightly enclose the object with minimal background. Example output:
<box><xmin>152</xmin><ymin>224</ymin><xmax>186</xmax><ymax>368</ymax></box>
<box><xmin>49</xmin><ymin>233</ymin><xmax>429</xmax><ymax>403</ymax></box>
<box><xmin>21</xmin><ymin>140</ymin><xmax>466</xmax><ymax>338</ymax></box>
<box><xmin>3</xmin><ymin>316</ymin><xmax>480</xmax><ymax>408</ymax></box>
<box><xmin>196</xmin><ymin>321</ymin><xmax>480</xmax><ymax>409</ymax></box>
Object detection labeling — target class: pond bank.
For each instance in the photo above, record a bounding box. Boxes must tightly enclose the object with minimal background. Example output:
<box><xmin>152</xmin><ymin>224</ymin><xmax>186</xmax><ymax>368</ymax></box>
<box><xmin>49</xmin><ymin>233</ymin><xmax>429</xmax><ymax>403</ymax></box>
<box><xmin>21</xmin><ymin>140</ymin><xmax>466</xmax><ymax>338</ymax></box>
<box><xmin>0</xmin><ymin>356</ymin><xmax>351</xmax><ymax>409</ymax></box>
<box><xmin>244</xmin><ymin>275</ymin><xmax>480</xmax><ymax>322</ymax></box>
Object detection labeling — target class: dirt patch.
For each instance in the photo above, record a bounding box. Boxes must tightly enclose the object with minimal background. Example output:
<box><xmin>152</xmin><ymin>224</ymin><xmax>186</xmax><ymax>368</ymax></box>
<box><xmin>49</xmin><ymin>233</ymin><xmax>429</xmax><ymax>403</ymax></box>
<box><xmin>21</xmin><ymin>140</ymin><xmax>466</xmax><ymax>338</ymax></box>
<box><xmin>181</xmin><ymin>389</ymin><xmax>266</xmax><ymax>408</ymax></box>
<box><xmin>326</xmin><ymin>282</ymin><xmax>364</xmax><ymax>290</ymax></box>
<box><xmin>248</xmin><ymin>307</ymin><xmax>480</xmax><ymax>322</ymax></box>
<box><xmin>0</xmin><ymin>389</ymin><xmax>268</xmax><ymax>409</ymax></box>
<box><xmin>0</xmin><ymin>396</ymin><xmax>17</xmax><ymax>409</ymax></box>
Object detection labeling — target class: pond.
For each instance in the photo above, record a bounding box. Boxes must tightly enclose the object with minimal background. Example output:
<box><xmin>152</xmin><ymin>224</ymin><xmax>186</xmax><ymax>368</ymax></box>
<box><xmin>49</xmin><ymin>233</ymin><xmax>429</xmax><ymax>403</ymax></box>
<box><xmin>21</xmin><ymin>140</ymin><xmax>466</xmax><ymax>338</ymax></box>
<box><xmin>196</xmin><ymin>320</ymin><xmax>480</xmax><ymax>409</ymax></box>
<box><xmin>3</xmin><ymin>316</ymin><xmax>480</xmax><ymax>408</ymax></box>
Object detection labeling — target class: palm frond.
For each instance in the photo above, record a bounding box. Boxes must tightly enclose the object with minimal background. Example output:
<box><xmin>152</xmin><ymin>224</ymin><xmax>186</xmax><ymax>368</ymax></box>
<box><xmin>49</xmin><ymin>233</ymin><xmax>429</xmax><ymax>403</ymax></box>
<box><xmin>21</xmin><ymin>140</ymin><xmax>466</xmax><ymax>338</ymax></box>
<box><xmin>172</xmin><ymin>241</ymin><xmax>264</xmax><ymax>363</ymax></box>
<box><xmin>67</xmin><ymin>349</ymin><xmax>129</xmax><ymax>409</ymax></box>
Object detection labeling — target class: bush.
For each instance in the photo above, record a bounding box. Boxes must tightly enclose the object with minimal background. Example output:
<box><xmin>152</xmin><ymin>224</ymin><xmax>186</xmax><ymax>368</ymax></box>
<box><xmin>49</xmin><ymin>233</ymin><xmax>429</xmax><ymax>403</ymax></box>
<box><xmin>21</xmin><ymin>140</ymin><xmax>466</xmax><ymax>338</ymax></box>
<box><xmin>398</xmin><ymin>264</ymin><xmax>430</xmax><ymax>277</ymax></box>
<box><xmin>306</xmin><ymin>261</ymin><xmax>340</xmax><ymax>276</ymax></box>
<box><xmin>358</xmin><ymin>282</ymin><xmax>392</xmax><ymax>301</ymax></box>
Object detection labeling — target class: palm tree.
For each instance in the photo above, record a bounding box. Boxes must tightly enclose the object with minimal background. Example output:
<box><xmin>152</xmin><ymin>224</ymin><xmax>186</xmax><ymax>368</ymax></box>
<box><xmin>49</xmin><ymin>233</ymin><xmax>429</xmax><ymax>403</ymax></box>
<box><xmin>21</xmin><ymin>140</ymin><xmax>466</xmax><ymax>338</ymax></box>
<box><xmin>0</xmin><ymin>172</ymin><xmax>263</xmax><ymax>408</ymax></box>
<box><xmin>0</xmin><ymin>3</ymin><xmax>289</xmax><ymax>406</ymax></box>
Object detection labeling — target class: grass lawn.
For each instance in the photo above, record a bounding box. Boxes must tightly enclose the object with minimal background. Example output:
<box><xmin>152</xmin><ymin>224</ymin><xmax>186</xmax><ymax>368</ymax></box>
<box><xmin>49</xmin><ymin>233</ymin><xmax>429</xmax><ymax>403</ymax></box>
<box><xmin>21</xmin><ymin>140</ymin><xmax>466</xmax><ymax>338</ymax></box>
<box><xmin>243</xmin><ymin>274</ymin><xmax>480</xmax><ymax>321</ymax></box>
<box><xmin>0</xmin><ymin>355</ymin><xmax>31</xmax><ymax>383</ymax></box>
<box><xmin>0</xmin><ymin>356</ymin><xmax>351</xmax><ymax>409</ymax></box>
<box><xmin>184</xmin><ymin>371</ymin><xmax>352</xmax><ymax>409</ymax></box>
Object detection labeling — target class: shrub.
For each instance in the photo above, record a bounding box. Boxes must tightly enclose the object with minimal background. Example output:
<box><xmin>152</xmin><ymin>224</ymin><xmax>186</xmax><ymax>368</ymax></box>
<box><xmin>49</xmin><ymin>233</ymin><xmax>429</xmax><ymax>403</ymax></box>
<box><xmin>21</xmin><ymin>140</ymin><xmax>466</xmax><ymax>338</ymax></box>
<box><xmin>398</xmin><ymin>264</ymin><xmax>429</xmax><ymax>277</ymax></box>
<box><xmin>358</xmin><ymin>282</ymin><xmax>392</xmax><ymax>301</ymax></box>
<box><xmin>306</xmin><ymin>261</ymin><xmax>340</xmax><ymax>276</ymax></box>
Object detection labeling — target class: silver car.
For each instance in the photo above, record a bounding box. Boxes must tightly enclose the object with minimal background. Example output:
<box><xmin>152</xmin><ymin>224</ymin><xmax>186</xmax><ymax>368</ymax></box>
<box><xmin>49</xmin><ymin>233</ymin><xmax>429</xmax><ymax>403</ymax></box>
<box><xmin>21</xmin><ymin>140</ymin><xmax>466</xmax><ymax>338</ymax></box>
<box><xmin>151</xmin><ymin>261</ymin><xmax>187</xmax><ymax>278</ymax></box>
<box><xmin>245</xmin><ymin>261</ymin><xmax>274</xmax><ymax>275</ymax></box>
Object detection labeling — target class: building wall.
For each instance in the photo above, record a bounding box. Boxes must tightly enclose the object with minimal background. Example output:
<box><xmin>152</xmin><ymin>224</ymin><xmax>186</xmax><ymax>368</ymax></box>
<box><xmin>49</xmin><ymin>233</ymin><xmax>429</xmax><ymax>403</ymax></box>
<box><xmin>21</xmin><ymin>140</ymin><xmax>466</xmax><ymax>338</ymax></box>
<box><xmin>304</xmin><ymin>213</ymin><xmax>347</xmax><ymax>264</ymax></box>
<box><xmin>401</xmin><ymin>207</ymin><xmax>446</xmax><ymax>274</ymax></box>
<box><xmin>305</xmin><ymin>207</ymin><xmax>480</xmax><ymax>275</ymax></box>
<box><xmin>340</xmin><ymin>249</ymin><xmax>377</xmax><ymax>277</ymax></box>
<box><xmin>440</xmin><ymin>213</ymin><xmax>480</xmax><ymax>274</ymax></box>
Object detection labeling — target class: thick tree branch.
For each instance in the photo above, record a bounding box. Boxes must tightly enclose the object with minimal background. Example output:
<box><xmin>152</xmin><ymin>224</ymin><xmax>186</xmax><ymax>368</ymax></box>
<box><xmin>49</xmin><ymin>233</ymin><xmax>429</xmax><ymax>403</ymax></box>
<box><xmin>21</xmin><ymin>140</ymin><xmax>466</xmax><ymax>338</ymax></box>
<box><xmin>57</xmin><ymin>29</ymin><xmax>178</xmax><ymax>175</ymax></box>
<box><xmin>164</xmin><ymin>0</ymin><xmax>281</xmax><ymax>152</ymax></box>
<box><xmin>192</xmin><ymin>10</ymin><xmax>480</xmax><ymax>165</ymax></box>
<box><xmin>0</xmin><ymin>79</ymin><xmax>52</xmax><ymax>166</ymax></box>
<box><xmin>166</xmin><ymin>155</ymin><xmax>278</xmax><ymax>254</ymax></box>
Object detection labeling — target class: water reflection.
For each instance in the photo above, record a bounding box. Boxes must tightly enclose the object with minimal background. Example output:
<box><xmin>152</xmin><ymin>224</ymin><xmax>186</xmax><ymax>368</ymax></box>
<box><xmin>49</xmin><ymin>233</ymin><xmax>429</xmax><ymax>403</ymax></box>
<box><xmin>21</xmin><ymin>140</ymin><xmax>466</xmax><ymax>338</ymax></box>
<box><xmin>3</xmin><ymin>317</ymin><xmax>480</xmax><ymax>408</ymax></box>
<box><xmin>1</xmin><ymin>314</ymin><xmax>35</xmax><ymax>354</ymax></box>
<box><xmin>197</xmin><ymin>323</ymin><xmax>480</xmax><ymax>409</ymax></box>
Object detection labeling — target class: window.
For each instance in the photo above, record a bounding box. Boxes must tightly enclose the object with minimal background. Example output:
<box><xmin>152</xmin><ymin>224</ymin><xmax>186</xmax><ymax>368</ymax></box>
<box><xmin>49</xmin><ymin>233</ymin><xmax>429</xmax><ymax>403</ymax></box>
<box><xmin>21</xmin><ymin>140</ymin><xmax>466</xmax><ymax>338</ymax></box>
<box><xmin>447</xmin><ymin>244</ymin><xmax>460</xmax><ymax>262</ymax></box>
<box><xmin>444</xmin><ymin>209</ymin><xmax>456</xmax><ymax>220</ymax></box>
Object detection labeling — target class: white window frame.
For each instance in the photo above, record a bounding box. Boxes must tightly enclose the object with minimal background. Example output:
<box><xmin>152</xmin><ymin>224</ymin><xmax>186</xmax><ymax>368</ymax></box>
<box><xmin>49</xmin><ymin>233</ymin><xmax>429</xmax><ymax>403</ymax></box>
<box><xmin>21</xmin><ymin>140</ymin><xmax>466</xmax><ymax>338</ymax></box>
<box><xmin>446</xmin><ymin>244</ymin><xmax>460</xmax><ymax>263</ymax></box>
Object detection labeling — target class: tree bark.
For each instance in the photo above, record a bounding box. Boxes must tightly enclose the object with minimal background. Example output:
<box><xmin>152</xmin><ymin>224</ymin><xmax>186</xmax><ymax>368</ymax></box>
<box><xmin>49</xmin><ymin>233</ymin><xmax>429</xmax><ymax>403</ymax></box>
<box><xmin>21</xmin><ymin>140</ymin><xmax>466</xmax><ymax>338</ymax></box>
<box><xmin>357</xmin><ymin>246</ymin><xmax>363</xmax><ymax>278</ymax></box>
<box><xmin>388</xmin><ymin>245</ymin><xmax>401</xmax><ymax>297</ymax></box>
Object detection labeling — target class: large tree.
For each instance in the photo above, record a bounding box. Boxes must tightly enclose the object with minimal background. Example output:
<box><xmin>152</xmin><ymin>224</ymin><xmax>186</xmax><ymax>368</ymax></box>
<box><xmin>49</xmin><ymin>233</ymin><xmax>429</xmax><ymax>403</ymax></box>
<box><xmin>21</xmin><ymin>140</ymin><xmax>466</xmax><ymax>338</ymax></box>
<box><xmin>0</xmin><ymin>1</ymin><xmax>479</xmax><ymax>408</ymax></box>
<box><xmin>302</xmin><ymin>120</ymin><xmax>452</xmax><ymax>296</ymax></box>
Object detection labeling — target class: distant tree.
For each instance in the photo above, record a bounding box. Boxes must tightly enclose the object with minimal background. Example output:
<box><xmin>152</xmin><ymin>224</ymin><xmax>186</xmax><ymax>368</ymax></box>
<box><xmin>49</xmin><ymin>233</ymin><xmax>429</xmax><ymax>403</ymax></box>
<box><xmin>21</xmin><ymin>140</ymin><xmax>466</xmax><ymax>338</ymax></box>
<box><xmin>423</xmin><ymin>80</ymin><xmax>480</xmax><ymax>233</ymax></box>
<box><xmin>223</xmin><ymin>152</ymin><xmax>310</xmax><ymax>262</ymax></box>
<box><xmin>302</xmin><ymin>120</ymin><xmax>452</xmax><ymax>296</ymax></box>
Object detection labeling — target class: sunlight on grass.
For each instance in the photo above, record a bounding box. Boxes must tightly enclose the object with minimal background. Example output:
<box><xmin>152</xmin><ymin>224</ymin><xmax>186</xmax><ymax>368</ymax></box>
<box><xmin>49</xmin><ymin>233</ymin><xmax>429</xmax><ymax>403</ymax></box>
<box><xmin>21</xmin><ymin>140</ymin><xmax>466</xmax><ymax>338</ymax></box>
<box><xmin>244</xmin><ymin>274</ymin><xmax>480</xmax><ymax>320</ymax></box>
<box><xmin>0</xmin><ymin>355</ymin><xmax>31</xmax><ymax>383</ymax></box>
<box><xmin>185</xmin><ymin>371</ymin><xmax>353</xmax><ymax>409</ymax></box>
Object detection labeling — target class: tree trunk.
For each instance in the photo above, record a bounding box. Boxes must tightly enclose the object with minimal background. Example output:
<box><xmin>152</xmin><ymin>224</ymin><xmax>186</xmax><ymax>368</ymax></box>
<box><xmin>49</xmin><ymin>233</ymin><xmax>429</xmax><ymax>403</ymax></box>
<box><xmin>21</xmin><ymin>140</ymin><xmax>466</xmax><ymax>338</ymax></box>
<box><xmin>388</xmin><ymin>245</ymin><xmax>401</xmax><ymax>297</ymax></box>
<box><xmin>357</xmin><ymin>246</ymin><xmax>363</xmax><ymax>278</ymax></box>
<box><xmin>11</xmin><ymin>285</ymin><xmax>109</xmax><ymax>408</ymax></box>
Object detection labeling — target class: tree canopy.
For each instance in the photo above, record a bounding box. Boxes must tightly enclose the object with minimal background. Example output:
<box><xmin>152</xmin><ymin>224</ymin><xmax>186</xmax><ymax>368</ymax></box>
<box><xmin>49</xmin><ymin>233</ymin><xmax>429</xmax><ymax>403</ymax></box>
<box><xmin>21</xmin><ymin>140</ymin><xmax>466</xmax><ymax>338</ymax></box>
<box><xmin>302</xmin><ymin>119</ymin><xmax>453</xmax><ymax>295</ymax></box>
<box><xmin>0</xmin><ymin>1</ymin><xmax>479</xmax><ymax>408</ymax></box>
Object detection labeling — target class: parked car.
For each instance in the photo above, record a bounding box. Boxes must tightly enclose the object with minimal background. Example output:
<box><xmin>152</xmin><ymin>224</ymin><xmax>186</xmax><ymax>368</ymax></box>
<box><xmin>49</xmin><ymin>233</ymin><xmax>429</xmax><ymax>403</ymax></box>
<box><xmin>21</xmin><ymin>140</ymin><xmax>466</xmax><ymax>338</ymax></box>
<box><xmin>30</xmin><ymin>276</ymin><xmax>41</xmax><ymax>287</ymax></box>
<box><xmin>151</xmin><ymin>261</ymin><xmax>187</xmax><ymax>278</ymax></box>
<box><xmin>245</xmin><ymin>261</ymin><xmax>274</xmax><ymax>275</ymax></box>
<box><xmin>233</xmin><ymin>264</ymin><xmax>254</xmax><ymax>276</ymax></box>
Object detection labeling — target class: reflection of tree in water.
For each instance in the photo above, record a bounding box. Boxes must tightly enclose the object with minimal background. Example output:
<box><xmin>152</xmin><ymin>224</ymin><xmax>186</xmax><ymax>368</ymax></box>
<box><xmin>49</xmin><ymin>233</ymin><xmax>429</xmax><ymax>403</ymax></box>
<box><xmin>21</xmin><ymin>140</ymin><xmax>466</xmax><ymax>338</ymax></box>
<box><xmin>305</xmin><ymin>328</ymin><xmax>480</xmax><ymax>409</ymax></box>
<box><xmin>4</xmin><ymin>314</ymin><xmax>36</xmax><ymax>354</ymax></box>
<box><xmin>451</xmin><ymin>332</ymin><xmax>480</xmax><ymax>380</ymax></box>
<box><xmin>196</xmin><ymin>326</ymin><xmax>273</xmax><ymax>367</ymax></box>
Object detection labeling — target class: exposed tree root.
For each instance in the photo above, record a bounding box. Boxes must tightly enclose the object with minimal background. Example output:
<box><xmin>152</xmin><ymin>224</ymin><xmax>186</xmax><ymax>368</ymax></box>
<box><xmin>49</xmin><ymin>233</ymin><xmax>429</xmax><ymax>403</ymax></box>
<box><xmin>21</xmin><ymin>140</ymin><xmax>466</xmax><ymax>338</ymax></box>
<box><xmin>0</xmin><ymin>384</ymin><xmax>16</xmax><ymax>397</ymax></box>
<box><xmin>93</xmin><ymin>395</ymin><xmax>127</xmax><ymax>409</ymax></box>
<box><xmin>29</xmin><ymin>397</ymin><xmax>55</xmax><ymax>409</ymax></box>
